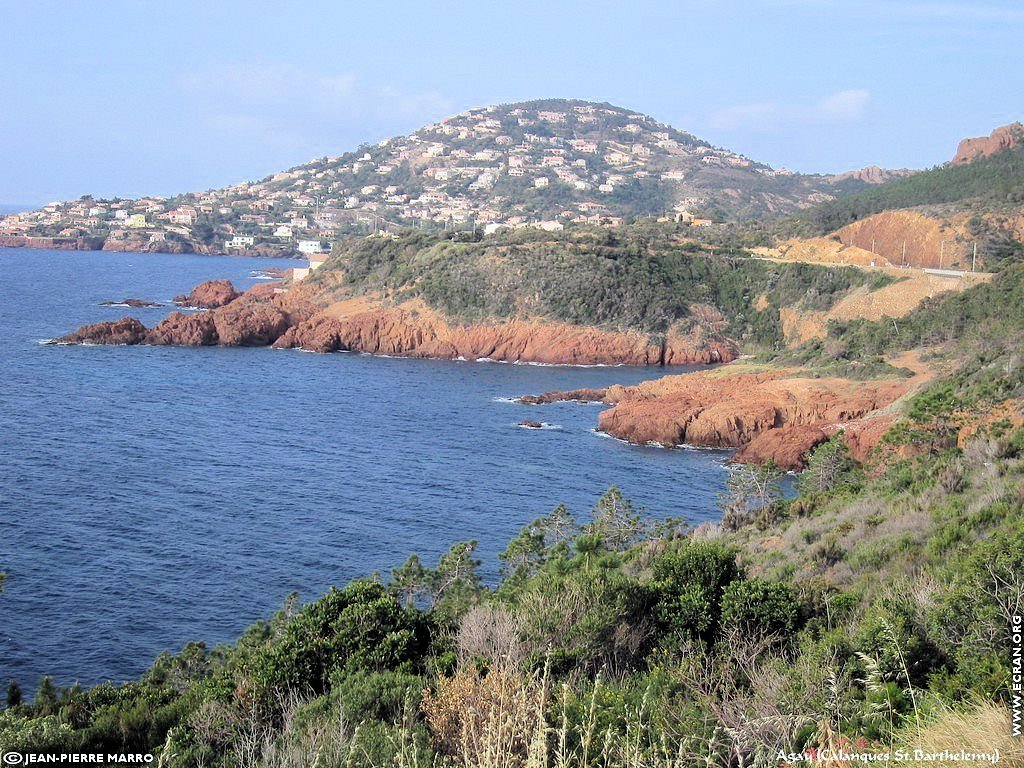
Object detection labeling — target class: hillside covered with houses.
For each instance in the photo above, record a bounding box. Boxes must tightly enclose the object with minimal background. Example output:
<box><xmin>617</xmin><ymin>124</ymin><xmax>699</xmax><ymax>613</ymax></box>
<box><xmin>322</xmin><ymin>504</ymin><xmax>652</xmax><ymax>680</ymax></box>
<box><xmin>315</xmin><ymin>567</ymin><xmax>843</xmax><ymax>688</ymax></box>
<box><xmin>0</xmin><ymin>99</ymin><xmax>880</xmax><ymax>257</ymax></box>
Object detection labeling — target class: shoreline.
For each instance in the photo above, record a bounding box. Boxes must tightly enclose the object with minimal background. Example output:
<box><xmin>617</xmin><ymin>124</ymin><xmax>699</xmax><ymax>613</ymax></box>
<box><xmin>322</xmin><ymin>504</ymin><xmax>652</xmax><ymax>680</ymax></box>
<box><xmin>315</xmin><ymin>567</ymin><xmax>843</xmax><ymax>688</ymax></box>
<box><xmin>0</xmin><ymin>235</ymin><xmax>303</xmax><ymax>259</ymax></box>
<box><xmin>49</xmin><ymin>275</ymin><xmax>919</xmax><ymax>469</ymax></box>
<box><xmin>518</xmin><ymin>354</ymin><xmax>932</xmax><ymax>470</ymax></box>
<box><xmin>53</xmin><ymin>278</ymin><xmax>739</xmax><ymax>368</ymax></box>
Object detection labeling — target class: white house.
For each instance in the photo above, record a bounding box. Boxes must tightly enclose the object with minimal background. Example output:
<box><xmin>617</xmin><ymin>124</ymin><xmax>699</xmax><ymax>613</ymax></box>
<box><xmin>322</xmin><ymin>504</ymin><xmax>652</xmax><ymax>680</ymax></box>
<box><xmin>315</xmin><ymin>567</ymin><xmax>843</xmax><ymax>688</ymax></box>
<box><xmin>536</xmin><ymin>220</ymin><xmax>564</xmax><ymax>232</ymax></box>
<box><xmin>297</xmin><ymin>240</ymin><xmax>325</xmax><ymax>255</ymax></box>
<box><xmin>225</xmin><ymin>235</ymin><xmax>255</xmax><ymax>249</ymax></box>
<box><xmin>274</xmin><ymin>225</ymin><xmax>293</xmax><ymax>239</ymax></box>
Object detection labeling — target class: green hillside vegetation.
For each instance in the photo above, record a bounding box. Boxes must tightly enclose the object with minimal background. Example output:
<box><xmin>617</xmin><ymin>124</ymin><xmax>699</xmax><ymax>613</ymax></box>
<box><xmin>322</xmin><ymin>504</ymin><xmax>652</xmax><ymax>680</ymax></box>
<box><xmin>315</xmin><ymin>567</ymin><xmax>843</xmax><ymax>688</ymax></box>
<box><xmin>785</xmin><ymin>144</ymin><xmax>1024</xmax><ymax>236</ymax></box>
<box><xmin>309</xmin><ymin>223</ymin><xmax>892</xmax><ymax>349</ymax></box>
<box><xmin>2</xmin><ymin>421</ymin><xmax>1021</xmax><ymax>765</ymax></box>
<box><xmin>788</xmin><ymin>261</ymin><xmax>1024</xmax><ymax>400</ymax></box>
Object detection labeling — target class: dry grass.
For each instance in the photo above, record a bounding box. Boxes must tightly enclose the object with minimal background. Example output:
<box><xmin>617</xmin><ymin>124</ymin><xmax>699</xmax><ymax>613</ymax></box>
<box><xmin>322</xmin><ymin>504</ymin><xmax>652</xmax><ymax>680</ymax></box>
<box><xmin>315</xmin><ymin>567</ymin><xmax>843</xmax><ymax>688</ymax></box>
<box><xmin>421</xmin><ymin>665</ymin><xmax>549</xmax><ymax>768</ymax></box>
<box><xmin>889</xmin><ymin>700</ymin><xmax>1024</xmax><ymax>767</ymax></box>
<box><xmin>420</xmin><ymin>664</ymin><xmax>731</xmax><ymax>768</ymax></box>
<box><xmin>456</xmin><ymin>606</ymin><xmax>529</xmax><ymax>669</ymax></box>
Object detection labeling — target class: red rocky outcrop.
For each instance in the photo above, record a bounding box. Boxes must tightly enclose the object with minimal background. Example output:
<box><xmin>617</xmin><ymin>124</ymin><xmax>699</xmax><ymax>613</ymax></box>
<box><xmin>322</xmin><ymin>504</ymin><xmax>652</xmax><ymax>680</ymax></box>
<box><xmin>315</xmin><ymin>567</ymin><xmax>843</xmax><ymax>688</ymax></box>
<box><xmin>524</xmin><ymin>367</ymin><xmax>920</xmax><ymax>467</ymax></box>
<box><xmin>54</xmin><ymin>317</ymin><xmax>148</xmax><ymax>345</ymax></box>
<box><xmin>212</xmin><ymin>300</ymin><xmax>291</xmax><ymax>346</ymax></box>
<box><xmin>58</xmin><ymin>281</ymin><xmax>737</xmax><ymax>366</ymax></box>
<box><xmin>272</xmin><ymin>307</ymin><xmax>739</xmax><ymax>366</ymax></box>
<box><xmin>731</xmin><ymin>424</ymin><xmax>829</xmax><ymax>470</ymax></box>
<box><xmin>952</xmin><ymin>122</ymin><xmax>1024</xmax><ymax>164</ymax></box>
<box><xmin>175</xmin><ymin>280</ymin><xmax>241</xmax><ymax>309</ymax></box>
<box><xmin>146</xmin><ymin>312</ymin><xmax>219</xmax><ymax>346</ymax></box>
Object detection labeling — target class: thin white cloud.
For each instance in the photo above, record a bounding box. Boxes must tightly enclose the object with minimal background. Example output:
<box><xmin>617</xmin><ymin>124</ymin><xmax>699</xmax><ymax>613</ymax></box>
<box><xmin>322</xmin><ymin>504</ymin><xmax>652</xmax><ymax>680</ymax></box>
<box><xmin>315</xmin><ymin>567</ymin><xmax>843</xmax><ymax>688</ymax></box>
<box><xmin>708</xmin><ymin>89</ymin><xmax>870</xmax><ymax>132</ymax></box>
<box><xmin>888</xmin><ymin>2</ymin><xmax>1024</xmax><ymax>21</ymax></box>
<box><xmin>815</xmin><ymin>89</ymin><xmax>870</xmax><ymax>122</ymax></box>
<box><xmin>760</xmin><ymin>0</ymin><xmax>1024</xmax><ymax>22</ymax></box>
<box><xmin>178</xmin><ymin>62</ymin><xmax>453</xmax><ymax>151</ymax></box>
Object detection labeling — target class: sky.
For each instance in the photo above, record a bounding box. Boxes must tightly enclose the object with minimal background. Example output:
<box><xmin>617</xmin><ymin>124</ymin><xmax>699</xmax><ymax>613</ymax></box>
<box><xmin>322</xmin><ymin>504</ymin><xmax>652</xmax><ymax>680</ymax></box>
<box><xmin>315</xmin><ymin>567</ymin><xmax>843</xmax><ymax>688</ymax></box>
<box><xmin>1</xmin><ymin>0</ymin><xmax>1021</xmax><ymax>205</ymax></box>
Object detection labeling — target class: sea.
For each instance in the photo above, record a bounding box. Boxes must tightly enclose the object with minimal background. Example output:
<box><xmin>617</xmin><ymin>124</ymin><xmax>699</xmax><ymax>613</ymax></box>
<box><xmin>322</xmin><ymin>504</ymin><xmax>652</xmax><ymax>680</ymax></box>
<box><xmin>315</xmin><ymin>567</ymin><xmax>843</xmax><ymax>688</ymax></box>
<box><xmin>0</xmin><ymin>248</ymin><xmax>731</xmax><ymax>689</ymax></box>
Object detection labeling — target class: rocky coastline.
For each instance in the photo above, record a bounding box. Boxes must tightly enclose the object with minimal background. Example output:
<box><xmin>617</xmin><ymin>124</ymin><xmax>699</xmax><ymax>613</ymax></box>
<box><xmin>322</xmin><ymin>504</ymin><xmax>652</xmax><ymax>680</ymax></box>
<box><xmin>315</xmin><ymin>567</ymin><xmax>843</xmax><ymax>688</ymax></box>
<box><xmin>0</xmin><ymin>233</ymin><xmax>304</xmax><ymax>258</ymax></box>
<box><xmin>518</xmin><ymin>362</ymin><xmax>929</xmax><ymax>469</ymax></box>
<box><xmin>54</xmin><ymin>279</ymin><xmax>739</xmax><ymax>367</ymax></box>
<box><xmin>56</xmin><ymin>279</ymin><xmax>923</xmax><ymax>468</ymax></box>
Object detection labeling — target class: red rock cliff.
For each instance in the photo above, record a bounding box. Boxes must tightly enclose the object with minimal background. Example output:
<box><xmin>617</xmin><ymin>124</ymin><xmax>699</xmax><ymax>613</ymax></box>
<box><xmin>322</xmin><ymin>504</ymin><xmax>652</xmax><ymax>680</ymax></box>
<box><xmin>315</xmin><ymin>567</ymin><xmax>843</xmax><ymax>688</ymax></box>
<box><xmin>56</xmin><ymin>282</ymin><xmax>739</xmax><ymax>367</ymax></box>
<box><xmin>952</xmin><ymin>122</ymin><xmax>1024</xmax><ymax>164</ymax></box>
<box><xmin>595</xmin><ymin>366</ymin><xmax>924</xmax><ymax>468</ymax></box>
<box><xmin>273</xmin><ymin>305</ymin><xmax>737</xmax><ymax>366</ymax></box>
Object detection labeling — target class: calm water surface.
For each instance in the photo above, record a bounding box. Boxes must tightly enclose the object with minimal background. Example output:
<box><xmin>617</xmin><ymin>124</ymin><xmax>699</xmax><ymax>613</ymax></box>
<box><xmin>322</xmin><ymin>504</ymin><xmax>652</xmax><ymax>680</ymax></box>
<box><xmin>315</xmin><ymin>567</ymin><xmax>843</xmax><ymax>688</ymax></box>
<box><xmin>0</xmin><ymin>248</ymin><xmax>730</xmax><ymax>688</ymax></box>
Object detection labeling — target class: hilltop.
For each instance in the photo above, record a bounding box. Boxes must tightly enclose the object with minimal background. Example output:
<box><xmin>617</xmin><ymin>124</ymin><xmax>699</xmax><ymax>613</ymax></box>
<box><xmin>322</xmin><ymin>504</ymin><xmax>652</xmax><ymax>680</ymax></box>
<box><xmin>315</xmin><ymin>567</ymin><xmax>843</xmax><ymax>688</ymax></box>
<box><xmin>0</xmin><ymin>99</ymin><xmax>882</xmax><ymax>256</ymax></box>
<box><xmin>757</xmin><ymin>125</ymin><xmax>1024</xmax><ymax>272</ymax></box>
<box><xmin>952</xmin><ymin>121</ymin><xmax>1024</xmax><ymax>164</ymax></box>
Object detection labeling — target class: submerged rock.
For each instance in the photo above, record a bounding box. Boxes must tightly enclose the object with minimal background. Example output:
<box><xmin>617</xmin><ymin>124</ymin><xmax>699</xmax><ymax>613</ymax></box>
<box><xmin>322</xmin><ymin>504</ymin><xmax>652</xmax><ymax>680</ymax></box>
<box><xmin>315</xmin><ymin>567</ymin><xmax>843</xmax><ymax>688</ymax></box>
<box><xmin>518</xmin><ymin>388</ymin><xmax>607</xmax><ymax>405</ymax></box>
<box><xmin>99</xmin><ymin>298</ymin><xmax>163</xmax><ymax>308</ymax></box>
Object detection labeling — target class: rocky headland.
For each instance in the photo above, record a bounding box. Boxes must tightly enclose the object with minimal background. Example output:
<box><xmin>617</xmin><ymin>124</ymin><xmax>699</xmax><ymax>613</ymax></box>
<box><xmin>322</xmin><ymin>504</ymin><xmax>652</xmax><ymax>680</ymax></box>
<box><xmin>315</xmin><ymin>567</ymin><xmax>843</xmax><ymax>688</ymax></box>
<box><xmin>54</xmin><ymin>279</ymin><xmax>739</xmax><ymax>367</ymax></box>
<box><xmin>54</xmin><ymin>268</ymin><xmax>943</xmax><ymax>469</ymax></box>
<box><xmin>519</xmin><ymin>358</ymin><xmax>933</xmax><ymax>469</ymax></box>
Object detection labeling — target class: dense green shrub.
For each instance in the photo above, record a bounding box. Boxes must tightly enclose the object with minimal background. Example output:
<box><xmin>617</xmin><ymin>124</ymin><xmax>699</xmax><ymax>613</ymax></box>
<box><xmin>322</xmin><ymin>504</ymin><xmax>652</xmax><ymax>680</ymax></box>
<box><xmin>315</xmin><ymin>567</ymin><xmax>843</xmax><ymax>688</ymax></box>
<box><xmin>720</xmin><ymin>578</ymin><xmax>802</xmax><ymax>640</ymax></box>
<box><xmin>239</xmin><ymin>580</ymin><xmax>428</xmax><ymax>701</ymax></box>
<box><xmin>651</xmin><ymin>541</ymin><xmax>742</xmax><ymax>642</ymax></box>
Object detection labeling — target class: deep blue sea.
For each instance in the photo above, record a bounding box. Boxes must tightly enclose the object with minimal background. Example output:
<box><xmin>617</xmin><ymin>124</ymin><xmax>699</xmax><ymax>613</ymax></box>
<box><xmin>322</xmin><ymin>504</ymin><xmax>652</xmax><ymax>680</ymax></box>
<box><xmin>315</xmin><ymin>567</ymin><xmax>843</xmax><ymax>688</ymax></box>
<box><xmin>0</xmin><ymin>248</ymin><xmax>730</xmax><ymax>689</ymax></box>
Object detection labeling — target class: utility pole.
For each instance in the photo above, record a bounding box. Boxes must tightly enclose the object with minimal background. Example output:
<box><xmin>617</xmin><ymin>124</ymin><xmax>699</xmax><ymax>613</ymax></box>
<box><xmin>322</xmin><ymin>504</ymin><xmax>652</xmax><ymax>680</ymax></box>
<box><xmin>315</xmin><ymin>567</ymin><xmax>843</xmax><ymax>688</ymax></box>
<box><xmin>939</xmin><ymin>240</ymin><xmax>944</xmax><ymax>269</ymax></box>
<box><xmin>902</xmin><ymin>241</ymin><xmax>907</xmax><ymax>267</ymax></box>
<box><xmin>972</xmin><ymin>241</ymin><xmax>978</xmax><ymax>272</ymax></box>
<box><xmin>871</xmin><ymin>238</ymin><xmax>875</xmax><ymax>254</ymax></box>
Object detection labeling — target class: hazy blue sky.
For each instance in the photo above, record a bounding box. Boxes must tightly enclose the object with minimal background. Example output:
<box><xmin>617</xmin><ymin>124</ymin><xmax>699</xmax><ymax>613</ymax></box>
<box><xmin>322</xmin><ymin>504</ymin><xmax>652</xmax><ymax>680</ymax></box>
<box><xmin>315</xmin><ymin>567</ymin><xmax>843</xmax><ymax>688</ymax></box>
<box><xmin>2</xmin><ymin>0</ymin><xmax>1021</xmax><ymax>204</ymax></box>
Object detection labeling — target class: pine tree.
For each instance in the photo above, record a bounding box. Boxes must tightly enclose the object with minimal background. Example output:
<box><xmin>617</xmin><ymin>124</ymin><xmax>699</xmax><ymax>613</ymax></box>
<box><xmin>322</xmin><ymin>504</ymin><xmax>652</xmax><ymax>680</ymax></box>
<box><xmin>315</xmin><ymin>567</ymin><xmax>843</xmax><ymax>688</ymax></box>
<box><xmin>5</xmin><ymin>679</ymin><xmax>22</xmax><ymax>708</ymax></box>
<box><xmin>587</xmin><ymin>486</ymin><xmax>648</xmax><ymax>551</ymax></box>
<box><xmin>798</xmin><ymin>432</ymin><xmax>861</xmax><ymax>495</ymax></box>
<box><xmin>34</xmin><ymin>676</ymin><xmax>58</xmax><ymax>715</ymax></box>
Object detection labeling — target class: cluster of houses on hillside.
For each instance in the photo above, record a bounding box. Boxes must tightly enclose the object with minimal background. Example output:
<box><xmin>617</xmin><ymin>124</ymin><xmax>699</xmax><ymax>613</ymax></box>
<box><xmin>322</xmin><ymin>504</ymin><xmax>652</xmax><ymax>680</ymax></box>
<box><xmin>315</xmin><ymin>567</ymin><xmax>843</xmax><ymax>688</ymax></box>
<box><xmin>0</xmin><ymin>102</ymin><xmax>796</xmax><ymax>254</ymax></box>
<box><xmin>0</xmin><ymin>192</ymin><xmax>333</xmax><ymax>255</ymax></box>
